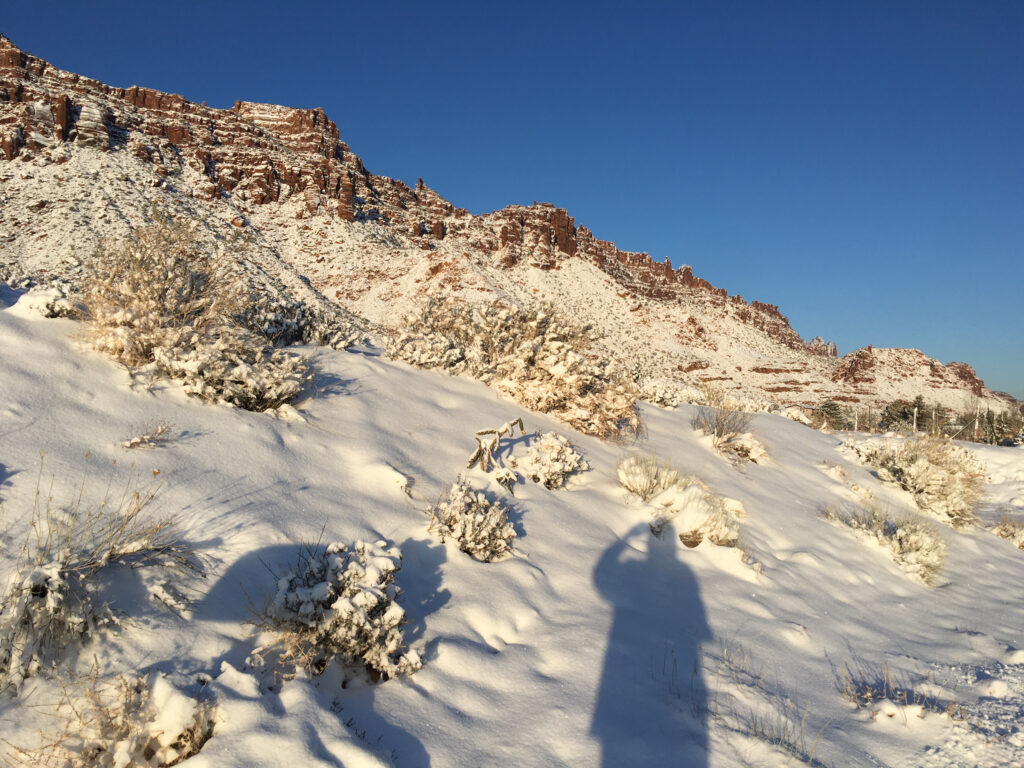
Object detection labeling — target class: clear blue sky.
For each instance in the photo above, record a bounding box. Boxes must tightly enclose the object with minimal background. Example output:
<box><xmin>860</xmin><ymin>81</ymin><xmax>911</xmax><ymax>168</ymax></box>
<box><xmin>4</xmin><ymin>1</ymin><xmax>1022</xmax><ymax>398</ymax></box>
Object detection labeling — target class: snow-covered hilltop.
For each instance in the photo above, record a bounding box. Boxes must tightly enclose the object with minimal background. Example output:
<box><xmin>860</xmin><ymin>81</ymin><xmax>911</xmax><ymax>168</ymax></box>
<box><xmin>0</xmin><ymin>32</ymin><xmax>1015</xmax><ymax>414</ymax></box>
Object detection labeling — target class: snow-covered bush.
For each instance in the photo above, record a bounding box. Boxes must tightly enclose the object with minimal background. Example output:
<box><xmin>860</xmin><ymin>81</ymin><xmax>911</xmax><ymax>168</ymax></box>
<box><xmin>639</xmin><ymin>378</ymin><xmax>693</xmax><ymax>409</ymax></box>
<box><xmin>846</xmin><ymin>436</ymin><xmax>984</xmax><ymax>528</ymax></box>
<box><xmin>521</xmin><ymin>432</ymin><xmax>589</xmax><ymax>489</ymax></box>
<box><xmin>7</xmin><ymin>669</ymin><xmax>215</xmax><ymax>767</ymax></box>
<box><xmin>387</xmin><ymin>298</ymin><xmax>641</xmax><ymax>440</ymax></box>
<box><xmin>782</xmin><ymin>406</ymin><xmax>813</xmax><ymax>426</ymax></box>
<box><xmin>0</xmin><ymin>564</ymin><xmax>116</xmax><ymax>693</ymax></box>
<box><xmin>239</xmin><ymin>293</ymin><xmax>364</xmax><ymax>350</ymax></box>
<box><xmin>21</xmin><ymin>282</ymin><xmax>80</xmax><ymax>319</ymax></box>
<box><xmin>0</xmin><ymin>471</ymin><xmax>200</xmax><ymax>693</ymax></box>
<box><xmin>822</xmin><ymin>505</ymin><xmax>948</xmax><ymax>585</ymax></box>
<box><xmin>80</xmin><ymin>221</ymin><xmax>310</xmax><ymax>412</ymax></box>
<box><xmin>691</xmin><ymin>385</ymin><xmax>755</xmax><ymax>455</ymax></box>
<box><xmin>466</xmin><ymin>419</ymin><xmax>525</xmax><ymax>493</ymax></box>
<box><xmin>428</xmin><ymin>477</ymin><xmax>516</xmax><ymax>562</ymax></box>
<box><xmin>993</xmin><ymin>516</ymin><xmax>1024</xmax><ymax>550</ymax></box>
<box><xmin>719</xmin><ymin>432</ymin><xmax>769</xmax><ymax>464</ymax></box>
<box><xmin>253</xmin><ymin>540</ymin><xmax>420</xmax><ymax>682</ymax></box>
<box><xmin>152</xmin><ymin>324</ymin><xmax>309</xmax><ymax>411</ymax></box>
<box><xmin>649</xmin><ymin>478</ymin><xmax>742</xmax><ymax>546</ymax></box>
<box><xmin>617</xmin><ymin>454</ymin><xmax>680</xmax><ymax>502</ymax></box>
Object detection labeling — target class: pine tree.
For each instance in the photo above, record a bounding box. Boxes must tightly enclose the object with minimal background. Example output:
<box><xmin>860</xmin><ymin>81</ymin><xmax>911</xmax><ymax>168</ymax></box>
<box><xmin>816</xmin><ymin>399</ymin><xmax>849</xmax><ymax>430</ymax></box>
<box><xmin>881</xmin><ymin>400</ymin><xmax>913</xmax><ymax>431</ymax></box>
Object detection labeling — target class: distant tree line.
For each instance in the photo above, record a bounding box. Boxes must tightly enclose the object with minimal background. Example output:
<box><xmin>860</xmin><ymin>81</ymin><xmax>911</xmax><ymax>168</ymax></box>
<box><xmin>813</xmin><ymin>395</ymin><xmax>1024</xmax><ymax>445</ymax></box>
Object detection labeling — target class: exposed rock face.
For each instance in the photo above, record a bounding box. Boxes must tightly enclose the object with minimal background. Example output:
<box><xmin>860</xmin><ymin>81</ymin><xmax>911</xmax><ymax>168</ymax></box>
<box><xmin>0</xmin><ymin>34</ymin><xmax>1015</xmax><ymax>412</ymax></box>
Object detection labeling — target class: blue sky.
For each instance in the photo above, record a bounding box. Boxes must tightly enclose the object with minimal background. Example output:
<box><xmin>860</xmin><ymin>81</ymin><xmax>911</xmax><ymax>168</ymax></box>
<box><xmin>5</xmin><ymin>1</ymin><xmax>1022</xmax><ymax>398</ymax></box>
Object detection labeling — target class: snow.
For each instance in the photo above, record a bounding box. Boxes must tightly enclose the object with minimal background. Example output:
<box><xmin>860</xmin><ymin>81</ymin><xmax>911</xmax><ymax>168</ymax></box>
<box><xmin>2</xmin><ymin>287</ymin><xmax>1024</xmax><ymax>766</ymax></box>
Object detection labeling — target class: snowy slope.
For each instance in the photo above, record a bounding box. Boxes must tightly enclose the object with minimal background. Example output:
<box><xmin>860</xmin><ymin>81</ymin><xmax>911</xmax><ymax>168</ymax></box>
<box><xmin>2</xmin><ymin>286</ymin><xmax>1024</xmax><ymax>767</ymax></box>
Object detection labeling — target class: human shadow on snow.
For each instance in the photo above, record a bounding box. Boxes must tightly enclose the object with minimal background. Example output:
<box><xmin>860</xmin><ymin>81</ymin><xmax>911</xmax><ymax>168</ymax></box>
<box><xmin>592</xmin><ymin>523</ymin><xmax>711</xmax><ymax>767</ymax></box>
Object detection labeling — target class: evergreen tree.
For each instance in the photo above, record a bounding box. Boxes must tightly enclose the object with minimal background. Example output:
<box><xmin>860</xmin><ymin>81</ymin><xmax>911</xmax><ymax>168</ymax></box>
<box><xmin>816</xmin><ymin>399</ymin><xmax>849</xmax><ymax>430</ymax></box>
<box><xmin>911</xmin><ymin>395</ymin><xmax>927</xmax><ymax>431</ymax></box>
<box><xmin>881</xmin><ymin>400</ymin><xmax>913</xmax><ymax>431</ymax></box>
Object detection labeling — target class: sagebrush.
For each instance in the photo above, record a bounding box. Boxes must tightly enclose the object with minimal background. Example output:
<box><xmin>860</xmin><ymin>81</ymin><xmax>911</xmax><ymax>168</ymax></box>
<box><xmin>992</xmin><ymin>516</ymin><xmax>1024</xmax><ymax>550</ymax></box>
<box><xmin>428</xmin><ymin>477</ymin><xmax>516</xmax><ymax>562</ymax></box>
<box><xmin>80</xmin><ymin>221</ymin><xmax>310</xmax><ymax>411</ymax></box>
<box><xmin>846</xmin><ymin>436</ymin><xmax>984</xmax><ymax>527</ymax></box>
<box><xmin>617</xmin><ymin>454</ymin><xmax>679</xmax><ymax>502</ymax></box>
<box><xmin>251</xmin><ymin>539</ymin><xmax>421</xmax><ymax>683</ymax></box>
<box><xmin>387</xmin><ymin>298</ymin><xmax>641</xmax><ymax>439</ymax></box>
<box><xmin>822</xmin><ymin>504</ymin><xmax>947</xmax><ymax>585</ymax></box>
<box><xmin>520</xmin><ymin>431</ymin><xmax>589</xmax><ymax>490</ymax></box>
<box><xmin>617</xmin><ymin>455</ymin><xmax>742</xmax><ymax>546</ymax></box>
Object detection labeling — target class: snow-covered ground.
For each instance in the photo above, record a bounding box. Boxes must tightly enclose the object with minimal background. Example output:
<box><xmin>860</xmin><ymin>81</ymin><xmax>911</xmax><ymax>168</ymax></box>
<box><xmin>2</xmin><ymin>285</ymin><xmax>1023</xmax><ymax>767</ymax></box>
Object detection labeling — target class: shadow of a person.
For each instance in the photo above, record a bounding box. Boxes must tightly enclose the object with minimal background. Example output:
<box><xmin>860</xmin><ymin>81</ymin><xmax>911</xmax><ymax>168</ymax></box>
<box><xmin>592</xmin><ymin>523</ymin><xmax>710</xmax><ymax>767</ymax></box>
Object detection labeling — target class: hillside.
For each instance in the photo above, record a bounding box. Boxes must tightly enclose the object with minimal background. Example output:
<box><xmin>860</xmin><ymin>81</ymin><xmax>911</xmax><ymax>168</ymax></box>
<box><xmin>0</xmin><ymin>33</ymin><xmax>1015</xmax><ymax>414</ymax></box>
<box><xmin>2</xmin><ymin>282</ymin><xmax>1024</xmax><ymax>767</ymax></box>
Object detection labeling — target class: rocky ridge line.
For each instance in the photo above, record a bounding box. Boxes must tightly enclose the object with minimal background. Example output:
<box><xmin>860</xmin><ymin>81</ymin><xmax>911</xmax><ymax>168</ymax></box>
<box><xmin>0</xmin><ymin>33</ymin><xmax>1015</xmax><ymax>412</ymax></box>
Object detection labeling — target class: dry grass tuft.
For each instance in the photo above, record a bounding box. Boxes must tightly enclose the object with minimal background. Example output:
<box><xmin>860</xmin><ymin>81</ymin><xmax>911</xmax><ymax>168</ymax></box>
<box><xmin>121</xmin><ymin>420</ymin><xmax>175</xmax><ymax>450</ymax></box>
<box><xmin>617</xmin><ymin>454</ymin><xmax>679</xmax><ymax>502</ymax></box>
<box><xmin>0</xmin><ymin>461</ymin><xmax>202</xmax><ymax>692</ymax></box>
<box><xmin>839</xmin><ymin>661</ymin><xmax>970</xmax><ymax>722</ymax></box>
<box><xmin>690</xmin><ymin>385</ymin><xmax>755</xmax><ymax>457</ymax></box>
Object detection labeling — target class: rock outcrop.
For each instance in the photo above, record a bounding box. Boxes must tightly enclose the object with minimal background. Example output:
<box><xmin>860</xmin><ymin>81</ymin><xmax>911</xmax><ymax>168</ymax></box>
<box><xmin>0</xmin><ymin>34</ymin><xmax>1015</xmax><ymax>413</ymax></box>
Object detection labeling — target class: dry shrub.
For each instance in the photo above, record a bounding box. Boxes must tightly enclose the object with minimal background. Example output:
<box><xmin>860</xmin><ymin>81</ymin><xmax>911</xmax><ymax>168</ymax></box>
<box><xmin>80</xmin><ymin>221</ymin><xmax>309</xmax><ymax>411</ymax></box>
<box><xmin>0</xmin><ymin>464</ymin><xmax>202</xmax><ymax>693</ymax></box>
<box><xmin>250</xmin><ymin>540</ymin><xmax>420</xmax><ymax>684</ymax></box>
<box><xmin>617</xmin><ymin>454</ymin><xmax>679</xmax><ymax>502</ymax></box>
<box><xmin>822</xmin><ymin>504</ymin><xmax>947</xmax><ymax>585</ymax></box>
<box><xmin>81</xmin><ymin>222</ymin><xmax>241</xmax><ymax>367</ymax></box>
<box><xmin>651</xmin><ymin>478</ymin><xmax>742</xmax><ymax>547</ymax></box>
<box><xmin>690</xmin><ymin>385</ymin><xmax>755</xmax><ymax>455</ymax></box>
<box><xmin>6</xmin><ymin>667</ymin><xmax>215</xmax><ymax>767</ymax></box>
<box><xmin>428</xmin><ymin>478</ymin><xmax>516</xmax><ymax>562</ymax></box>
<box><xmin>617</xmin><ymin>456</ymin><xmax>744</xmax><ymax>547</ymax></box>
<box><xmin>992</xmin><ymin>515</ymin><xmax>1024</xmax><ymax>550</ymax></box>
<box><xmin>520</xmin><ymin>431</ymin><xmax>589</xmax><ymax>490</ymax></box>
<box><xmin>387</xmin><ymin>298</ymin><xmax>641</xmax><ymax>440</ymax></box>
<box><xmin>846</xmin><ymin>436</ymin><xmax>984</xmax><ymax>528</ymax></box>
<box><xmin>122</xmin><ymin>420</ymin><xmax>174</xmax><ymax>450</ymax></box>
